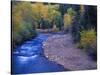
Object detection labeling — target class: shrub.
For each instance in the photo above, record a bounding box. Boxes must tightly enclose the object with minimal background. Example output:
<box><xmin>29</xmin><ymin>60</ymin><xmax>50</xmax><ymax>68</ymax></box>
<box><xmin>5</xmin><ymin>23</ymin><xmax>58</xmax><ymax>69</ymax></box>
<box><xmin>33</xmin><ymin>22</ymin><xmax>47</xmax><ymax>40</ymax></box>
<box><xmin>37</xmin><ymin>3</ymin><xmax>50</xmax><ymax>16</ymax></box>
<box><xmin>12</xmin><ymin>2</ymin><xmax>37</xmax><ymax>48</ymax></box>
<box><xmin>79</xmin><ymin>29</ymin><xmax>96</xmax><ymax>49</ymax></box>
<box><xmin>78</xmin><ymin>29</ymin><xmax>97</xmax><ymax>60</ymax></box>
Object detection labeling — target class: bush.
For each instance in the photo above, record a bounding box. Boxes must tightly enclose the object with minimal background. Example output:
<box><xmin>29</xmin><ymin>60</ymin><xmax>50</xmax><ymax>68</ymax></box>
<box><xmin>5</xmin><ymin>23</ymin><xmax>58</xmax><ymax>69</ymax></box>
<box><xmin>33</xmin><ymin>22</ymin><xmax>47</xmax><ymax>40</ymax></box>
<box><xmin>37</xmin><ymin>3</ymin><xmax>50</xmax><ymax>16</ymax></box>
<box><xmin>78</xmin><ymin>29</ymin><xmax>97</xmax><ymax>60</ymax></box>
<box><xmin>12</xmin><ymin>2</ymin><xmax>37</xmax><ymax>48</ymax></box>
<box><xmin>79</xmin><ymin>29</ymin><xmax>96</xmax><ymax>49</ymax></box>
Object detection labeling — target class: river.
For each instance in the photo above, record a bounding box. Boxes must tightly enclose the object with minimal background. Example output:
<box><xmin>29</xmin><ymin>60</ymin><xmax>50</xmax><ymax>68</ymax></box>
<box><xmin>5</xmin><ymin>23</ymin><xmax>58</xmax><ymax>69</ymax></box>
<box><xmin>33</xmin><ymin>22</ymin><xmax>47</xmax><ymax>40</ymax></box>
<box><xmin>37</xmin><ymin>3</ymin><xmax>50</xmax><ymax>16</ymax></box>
<box><xmin>12</xmin><ymin>33</ymin><xmax>66</xmax><ymax>74</ymax></box>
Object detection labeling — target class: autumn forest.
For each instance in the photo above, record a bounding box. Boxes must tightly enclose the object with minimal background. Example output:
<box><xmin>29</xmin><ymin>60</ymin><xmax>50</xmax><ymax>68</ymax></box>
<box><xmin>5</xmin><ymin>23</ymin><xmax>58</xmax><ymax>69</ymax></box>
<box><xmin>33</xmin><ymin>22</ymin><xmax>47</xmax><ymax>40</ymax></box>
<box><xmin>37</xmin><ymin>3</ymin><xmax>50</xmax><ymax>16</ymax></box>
<box><xmin>12</xmin><ymin>1</ymin><xmax>97</xmax><ymax>74</ymax></box>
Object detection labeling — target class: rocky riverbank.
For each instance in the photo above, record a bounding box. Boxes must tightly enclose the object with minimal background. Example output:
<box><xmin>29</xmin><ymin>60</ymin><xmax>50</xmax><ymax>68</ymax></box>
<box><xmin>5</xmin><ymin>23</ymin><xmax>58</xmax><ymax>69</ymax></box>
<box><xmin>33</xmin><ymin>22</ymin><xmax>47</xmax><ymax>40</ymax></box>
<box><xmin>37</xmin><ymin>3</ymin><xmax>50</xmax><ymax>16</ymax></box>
<box><xmin>43</xmin><ymin>33</ymin><xmax>97</xmax><ymax>70</ymax></box>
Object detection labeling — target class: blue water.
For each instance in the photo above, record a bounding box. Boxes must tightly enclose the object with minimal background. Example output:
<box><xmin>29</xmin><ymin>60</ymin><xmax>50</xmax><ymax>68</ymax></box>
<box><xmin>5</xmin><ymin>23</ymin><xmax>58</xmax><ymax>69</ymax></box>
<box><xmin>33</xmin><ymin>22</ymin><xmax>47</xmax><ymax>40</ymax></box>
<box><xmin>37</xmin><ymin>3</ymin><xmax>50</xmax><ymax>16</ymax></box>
<box><xmin>12</xmin><ymin>33</ymin><xmax>66</xmax><ymax>74</ymax></box>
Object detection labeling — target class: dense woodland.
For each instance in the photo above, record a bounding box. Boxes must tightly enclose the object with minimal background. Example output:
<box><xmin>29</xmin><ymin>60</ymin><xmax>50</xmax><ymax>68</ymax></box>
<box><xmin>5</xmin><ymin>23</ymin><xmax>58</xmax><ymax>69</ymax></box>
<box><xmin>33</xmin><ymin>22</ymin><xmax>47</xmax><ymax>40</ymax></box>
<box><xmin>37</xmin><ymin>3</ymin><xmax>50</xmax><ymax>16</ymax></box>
<box><xmin>12</xmin><ymin>1</ymin><xmax>97</xmax><ymax>60</ymax></box>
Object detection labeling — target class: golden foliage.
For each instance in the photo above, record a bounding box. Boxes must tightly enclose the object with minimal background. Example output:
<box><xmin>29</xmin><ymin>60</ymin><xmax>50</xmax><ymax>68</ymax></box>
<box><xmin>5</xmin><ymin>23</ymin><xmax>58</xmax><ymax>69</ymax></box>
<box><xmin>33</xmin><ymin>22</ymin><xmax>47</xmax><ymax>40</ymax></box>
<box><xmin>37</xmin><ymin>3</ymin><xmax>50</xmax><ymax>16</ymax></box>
<box><xmin>32</xmin><ymin>3</ymin><xmax>49</xmax><ymax>20</ymax></box>
<box><xmin>80</xmin><ymin>29</ymin><xmax>96</xmax><ymax>49</ymax></box>
<box><xmin>64</xmin><ymin>14</ymin><xmax>72</xmax><ymax>28</ymax></box>
<box><xmin>12</xmin><ymin>2</ymin><xmax>37</xmax><ymax>48</ymax></box>
<box><xmin>63</xmin><ymin>8</ymin><xmax>76</xmax><ymax>30</ymax></box>
<box><xmin>32</xmin><ymin>3</ymin><xmax>61</xmax><ymax>28</ymax></box>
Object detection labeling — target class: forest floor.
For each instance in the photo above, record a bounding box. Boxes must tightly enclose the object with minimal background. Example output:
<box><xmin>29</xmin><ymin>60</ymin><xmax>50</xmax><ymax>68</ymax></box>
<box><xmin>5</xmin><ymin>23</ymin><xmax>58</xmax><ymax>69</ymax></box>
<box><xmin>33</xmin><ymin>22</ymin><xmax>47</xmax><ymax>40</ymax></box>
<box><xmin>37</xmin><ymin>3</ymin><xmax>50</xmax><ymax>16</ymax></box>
<box><xmin>43</xmin><ymin>32</ymin><xmax>97</xmax><ymax>71</ymax></box>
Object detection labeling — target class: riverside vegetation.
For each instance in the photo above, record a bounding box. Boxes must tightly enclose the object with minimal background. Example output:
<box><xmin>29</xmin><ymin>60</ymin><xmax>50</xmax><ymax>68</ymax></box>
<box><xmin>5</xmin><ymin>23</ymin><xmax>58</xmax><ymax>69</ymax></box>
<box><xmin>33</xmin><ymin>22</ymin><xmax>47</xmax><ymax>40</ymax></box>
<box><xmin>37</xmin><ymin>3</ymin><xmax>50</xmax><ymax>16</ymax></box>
<box><xmin>12</xmin><ymin>1</ymin><xmax>97</xmax><ymax>73</ymax></box>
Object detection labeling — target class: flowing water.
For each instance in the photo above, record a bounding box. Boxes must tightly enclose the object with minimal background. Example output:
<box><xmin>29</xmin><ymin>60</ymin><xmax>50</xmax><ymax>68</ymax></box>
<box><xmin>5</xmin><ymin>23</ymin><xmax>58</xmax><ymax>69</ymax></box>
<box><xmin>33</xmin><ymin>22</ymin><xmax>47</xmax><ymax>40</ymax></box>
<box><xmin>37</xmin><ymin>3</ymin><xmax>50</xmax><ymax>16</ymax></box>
<box><xmin>12</xmin><ymin>33</ymin><xmax>66</xmax><ymax>74</ymax></box>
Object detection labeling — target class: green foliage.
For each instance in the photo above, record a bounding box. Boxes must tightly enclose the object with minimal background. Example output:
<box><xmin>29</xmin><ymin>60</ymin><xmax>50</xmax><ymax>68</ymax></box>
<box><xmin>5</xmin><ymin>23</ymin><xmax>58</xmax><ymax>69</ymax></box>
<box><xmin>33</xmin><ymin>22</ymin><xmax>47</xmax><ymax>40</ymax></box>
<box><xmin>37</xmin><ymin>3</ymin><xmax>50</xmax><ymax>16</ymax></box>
<box><xmin>64</xmin><ymin>8</ymin><xmax>76</xmax><ymax>31</ymax></box>
<box><xmin>48</xmin><ymin>5</ymin><xmax>61</xmax><ymax>24</ymax></box>
<box><xmin>79</xmin><ymin>29</ymin><xmax>96</xmax><ymax>50</ymax></box>
<box><xmin>12</xmin><ymin>2</ymin><xmax>97</xmax><ymax>58</ymax></box>
<box><xmin>40</xmin><ymin>19</ymin><xmax>50</xmax><ymax>29</ymax></box>
<box><xmin>78</xmin><ymin>29</ymin><xmax>97</xmax><ymax>60</ymax></box>
<box><xmin>12</xmin><ymin>2</ymin><xmax>37</xmax><ymax>48</ymax></box>
<box><xmin>79</xmin><ymin>6</ymin><xmax>97</xmax><ymax>31</ymax></box>
<box><xmin>54</xmin><ymin>15</ymin><xmax>63</xmax><ymax>30</ymax></box>
<box><xmin>31</xmin><ymin>3</ymin><xmax>63</xmax><ymax>30</ymax></box>
<box><xmin>53</xmin><ymin>11</ymin><xmax>63</xmax><ymax>30</ymax></box>
<box><xmin>71</xmin><ymin>5</ymin><xmax>97</xmax><ymax>60</ymax></box>
<box><xmin>32</xmin><ymin>3</ymin><xmax>46</xmax><ymax>26</ymax></box>
<box><xmin>67</xmin><ymin>8</ymin><xmax>76</xmax><ymax>17</ymax></box>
